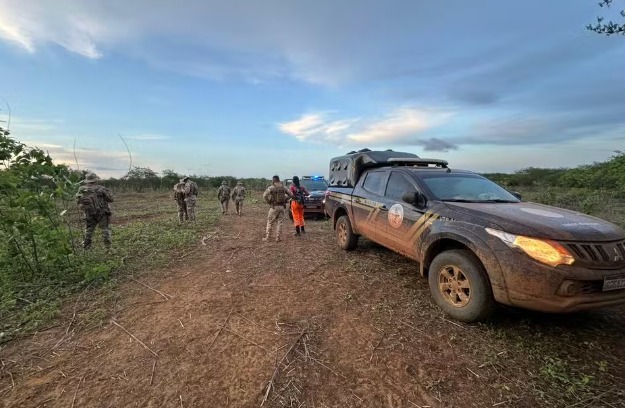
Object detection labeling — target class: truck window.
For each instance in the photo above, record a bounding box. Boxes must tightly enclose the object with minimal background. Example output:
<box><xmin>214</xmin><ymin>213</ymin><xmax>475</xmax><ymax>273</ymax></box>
<box><xmin>362</xmin><ymin>171</ymin><xmax>386</xmax><ymax>196</ymax></box>
<box><xmin>385</xmin><ymin>172</ymin><xmax>416</xmax><ymax>201</ymax></box>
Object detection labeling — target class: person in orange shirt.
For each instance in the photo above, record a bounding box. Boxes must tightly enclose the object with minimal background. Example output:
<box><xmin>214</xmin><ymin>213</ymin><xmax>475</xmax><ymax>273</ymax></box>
<box><xmin>289</xmin><ymin>176</ymin><xmax>310</xmax><ymax>236</ymax></box>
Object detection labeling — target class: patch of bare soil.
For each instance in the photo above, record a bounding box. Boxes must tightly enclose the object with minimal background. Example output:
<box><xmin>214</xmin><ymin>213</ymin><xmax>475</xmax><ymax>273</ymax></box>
<box><xmin>1</xmin><ymin>202</ymin><xmax>624</xmax><ymax>408</ymax></box>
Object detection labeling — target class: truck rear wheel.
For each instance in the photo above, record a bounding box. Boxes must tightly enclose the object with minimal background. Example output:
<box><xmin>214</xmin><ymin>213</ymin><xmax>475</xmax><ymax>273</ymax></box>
<box><xmin>336</xmin><ymin>215</ymin><xmax>358</xmax><ymax>251</ymax></box>
<box><xmin>428</xmin><ymin>249</ymin><xmax>494</xmax><ymax>322</ymax></box>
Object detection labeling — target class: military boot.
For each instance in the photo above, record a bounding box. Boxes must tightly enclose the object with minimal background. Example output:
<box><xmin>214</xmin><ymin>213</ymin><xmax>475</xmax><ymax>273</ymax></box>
<box><xmin>300</xmin><ymin>226</ymin><xmax>306</xmax><ymax>234</ymax></box>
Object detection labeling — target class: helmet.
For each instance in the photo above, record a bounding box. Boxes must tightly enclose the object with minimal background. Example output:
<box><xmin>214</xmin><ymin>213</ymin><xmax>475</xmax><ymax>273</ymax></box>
<box><xmin>237</xmin><ymin>181</ymin><xmax>243</xmax><ymax>185</ymax></box>
<box><xmin>84</xmin><ymin>172</ymin><xmax>99</xmax><ymax>183</ymax></box>
<box><xmin>221</xmin><ymin>180</ymin><xmax>227</xmax><ymax>185</ymax></box>
<box><xmin>181</xmin><ymin>176</ymin><xmax>190</xmax><ymax>182</ymax></box>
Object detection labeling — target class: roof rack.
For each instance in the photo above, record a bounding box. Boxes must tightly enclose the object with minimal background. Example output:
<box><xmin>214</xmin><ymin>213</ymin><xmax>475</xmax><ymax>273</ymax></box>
<box><xmin>387</xmin><ymin>158</ymin><xmax>448</xmax><ymax>168</ymax></box>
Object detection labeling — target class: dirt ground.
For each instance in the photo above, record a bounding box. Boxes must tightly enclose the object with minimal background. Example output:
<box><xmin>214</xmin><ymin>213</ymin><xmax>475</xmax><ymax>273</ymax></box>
<box><xmin>1</xmin><ymin>199</ymin><xmax>625</xmax><ymax>408</ymax></box>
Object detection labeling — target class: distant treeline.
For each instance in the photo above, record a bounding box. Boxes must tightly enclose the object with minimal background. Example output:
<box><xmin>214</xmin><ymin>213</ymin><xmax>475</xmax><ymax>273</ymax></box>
<box><xmin>483</xmin><ymin>151</ymin><xmax>625</xmax><ymax>194</ymax></box>
<box><xmin>97</xmin><ymin>151</ymin><xmax>625</xmax><ymax>194</ymax></box>
<box><xmin>99</xmin><ymin>168</ymin><xmax>271</xmax><ymax>192</ymax></box>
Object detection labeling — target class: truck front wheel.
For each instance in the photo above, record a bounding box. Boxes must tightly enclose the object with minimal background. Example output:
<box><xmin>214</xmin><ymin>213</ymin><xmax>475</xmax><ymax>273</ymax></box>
<box><xmin>428</xmin><ymin>249</ymin><xmax>494</xmax><ymax>322</ymax></box>
<box><xmin>336</xmin><ymin>215</ymin><xmax>358</xmax><ymax>251</ymax></box>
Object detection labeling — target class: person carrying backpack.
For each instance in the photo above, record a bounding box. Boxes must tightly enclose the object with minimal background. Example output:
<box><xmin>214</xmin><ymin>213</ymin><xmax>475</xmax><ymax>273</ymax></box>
<box><xmin>182</xmin><ymin>176</ymin><xmax>199</xmax><ymax>221</ymax></box>
<box><xmin>231</xmin><ymin>181</ymin><xmax>246</xmax><ymax>216</ymax></box>
<box><xmin>75</xmin><ymin>172</ymin><xmax>114</xmax><ymax>249</ymax></box>
<box><xmin>289</xmin><ymin>176</ymin><xmax>310</xmax><ymax>236</ymax></box>
<box><xmin>173</xmin><ymin>178</ymin><xmax>188</xmax><ymax>222</ymax></box>
<box><xmin>217</xmin><ymin>180</ymin><xmax>231</xmax><ymax>215</ymax></box>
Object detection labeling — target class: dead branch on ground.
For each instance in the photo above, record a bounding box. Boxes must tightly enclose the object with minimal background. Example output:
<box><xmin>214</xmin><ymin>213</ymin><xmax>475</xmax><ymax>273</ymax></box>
<box><xmin>130</xmin><ymin>277</ymin><xmax>173</xmax><ymax>301</ymax></box>
<box><xmin>110</xmin><ymin>319</ymin><xmax>158</xmax><ymax>357</ymax></box>
<box><xmin>207</xmin><ymin>310</ymin><xmax>233</xmax><ymax>351</ymax></box>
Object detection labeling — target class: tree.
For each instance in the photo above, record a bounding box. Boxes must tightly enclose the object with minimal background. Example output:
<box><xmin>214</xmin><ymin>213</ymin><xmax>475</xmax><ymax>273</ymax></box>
<box><xmin>587</xmin><ymin>0</ymin><xmax>625</xmax><ymax>35</ymax></box>
<box><xmin>125</xmin><ymin>166</ymin><xmax>160</xmax><ymax>192</ymax></box>
<box><xmin>161</xmin><ymin>169</ymin><xmax>182</xmax><ymax>188</ymax></box>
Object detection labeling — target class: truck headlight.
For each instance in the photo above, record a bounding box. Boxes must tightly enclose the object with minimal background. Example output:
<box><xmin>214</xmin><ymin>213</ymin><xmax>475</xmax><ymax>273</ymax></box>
<box><xmin>485</xmin><ymin>228</ymin><xmax>575</xmax><ymax>267</ymax></box>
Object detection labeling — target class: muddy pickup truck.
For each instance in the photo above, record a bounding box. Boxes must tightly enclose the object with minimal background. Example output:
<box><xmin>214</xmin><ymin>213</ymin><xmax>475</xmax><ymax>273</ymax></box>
<box><xmin>324</xmin><ymin>149</ymin><xmax>625</xmax><ymax>322</ymax></box>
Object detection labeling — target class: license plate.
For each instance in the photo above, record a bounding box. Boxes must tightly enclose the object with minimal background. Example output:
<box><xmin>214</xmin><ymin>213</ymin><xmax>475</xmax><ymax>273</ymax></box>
<box><xmin>603</xmin><ymin>274</ymin><xmax>625</xmax><ymax>291</ymax></box>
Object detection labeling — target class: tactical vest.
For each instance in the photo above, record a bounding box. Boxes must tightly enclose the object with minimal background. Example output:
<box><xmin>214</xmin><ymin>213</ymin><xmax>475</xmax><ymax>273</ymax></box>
<box><xmin>271</xmin><ymin>185</ymin><xmax>288</xmax><ymax>205</ymax></box>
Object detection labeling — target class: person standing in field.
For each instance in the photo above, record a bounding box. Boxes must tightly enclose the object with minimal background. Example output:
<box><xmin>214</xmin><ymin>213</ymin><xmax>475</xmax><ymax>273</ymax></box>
<box><xmin>173</xmin><ymin>178</ymin><xmax>188</xmax><ymax>222</ymax></box>
<box><xmin>289</xmin><ymin>176</ymin><xmax>310</xmax><ymax>236</ymax></box>
<box><xmin>75</xmin><ymin>172</ymin><xmax>114</xmax><ymax>249</ymax></box>
<box><xmin>217</xmin><ymin>180</ymin><xmax>231</xmax><ymax>214</ymax></box>
<box><xmin>231</xmin><ymin>181</ymin><xmax>246</xmax><ymax>216</ymax></box>
<box><xmin>183</xmin><ymin>176</ymin><xmax>199</xmax><ymax>221</ymax></box>
<box><xmin>262</xmin><ymin>175</ymin><xmax>293</xmax><ymax>242</ymax></box>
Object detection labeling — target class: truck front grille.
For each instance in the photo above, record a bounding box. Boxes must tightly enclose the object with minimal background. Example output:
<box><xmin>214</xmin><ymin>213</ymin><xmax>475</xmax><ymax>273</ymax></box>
<box><xmin>565</xmin><ymin>240</ymin><xmax>625</xmax><ymax>269</ymax></box>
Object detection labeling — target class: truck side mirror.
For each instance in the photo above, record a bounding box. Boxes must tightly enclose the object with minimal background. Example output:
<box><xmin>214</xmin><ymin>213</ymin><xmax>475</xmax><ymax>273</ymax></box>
<box><xmin>402</xmin><ymin>191</ymin><xmax>427</xmax><ymax>208</ymax></box>
<box><xmin>510</xmin><ymin>191</ymin><xmax>522</xmax><ymax>200</ymax></box>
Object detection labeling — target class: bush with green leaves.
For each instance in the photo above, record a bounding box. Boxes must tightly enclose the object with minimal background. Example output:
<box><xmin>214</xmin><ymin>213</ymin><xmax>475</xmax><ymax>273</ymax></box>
<box><xmin>0</xmin><ymin>134</ymin><xmax>83</xmax><ymax>336</ymax></box>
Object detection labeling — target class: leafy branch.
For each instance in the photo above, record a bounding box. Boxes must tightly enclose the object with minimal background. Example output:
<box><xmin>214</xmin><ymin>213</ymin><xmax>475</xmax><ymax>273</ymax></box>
<box><xmin>587</xmin><ymin>0</ymin><xmax>625</xmax><ymax>35</ymax></box>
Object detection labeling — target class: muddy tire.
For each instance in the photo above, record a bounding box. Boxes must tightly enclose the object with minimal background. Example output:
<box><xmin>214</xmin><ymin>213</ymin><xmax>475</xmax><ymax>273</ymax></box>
<box><xmin>336</xmin><ymin>215</ymin><xmax>358</xmax><ymax>251</ymax></box>
<box><xmin>428</xmin><ymin>249</ymin><xmax>494</xmax><ymax>322</ymax></box>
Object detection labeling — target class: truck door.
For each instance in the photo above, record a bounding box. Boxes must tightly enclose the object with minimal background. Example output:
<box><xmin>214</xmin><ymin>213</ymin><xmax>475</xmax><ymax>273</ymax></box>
<box><xmin>377</xmin><ymin>171</ymin><xmax>428</xmax><ymax>259</ymax></box>
<box><xmin>352</xmin><ymin>170</ymin><xmax>388</xmax><ymax>242</ymax></box>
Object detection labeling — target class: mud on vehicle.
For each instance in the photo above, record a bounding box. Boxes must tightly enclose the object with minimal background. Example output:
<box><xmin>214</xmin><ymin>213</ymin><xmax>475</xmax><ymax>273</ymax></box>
<box><xmin>324</xmin><ymin>149</ymin><xmax>625</xmax><ymax>322</ymax></box>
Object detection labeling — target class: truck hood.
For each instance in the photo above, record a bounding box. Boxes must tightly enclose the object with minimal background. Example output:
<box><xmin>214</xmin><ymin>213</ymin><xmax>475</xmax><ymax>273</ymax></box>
<box><xmin>445</xmin><ymin>201</ymin><xmax>625</xmax><ymax>242</ymax></box>
<box><xmin>308</xmin><ymin>190</ymin><xmax>326</xmax><ymax>198</ymax></box>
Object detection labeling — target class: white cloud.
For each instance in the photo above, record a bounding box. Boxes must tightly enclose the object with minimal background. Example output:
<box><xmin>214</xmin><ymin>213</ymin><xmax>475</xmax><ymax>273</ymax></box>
<box><xmin>346</xmin><ymin>108</ymin><xmax>450</xmax><ymax>144</ymax></box>
<box><xmin>0</xmin><ymin>1</ymin><xmax>102</xmax><ymax>58</ymax></box>
<box><xmin>0</xmin><ymin>17</ymin><xmax>35</xmax><ymax>52</ymax></box>
<box><xmin>278</xmin><ymin>107</ymin><xmax>453</xmax><ymax>148</ymax></box>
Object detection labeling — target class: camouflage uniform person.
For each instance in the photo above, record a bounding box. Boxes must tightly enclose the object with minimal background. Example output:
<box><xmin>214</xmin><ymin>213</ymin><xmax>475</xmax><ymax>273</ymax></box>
<box><xmin>217</xmin><ymin>181</ymin><xmax>231</xmax><ymax>214</ymax></box>
<box><xmin>262</xmin><ymin>175</ymin><xmax>293</xmax><ymax>242</ymax></box>
<box><xmin>173</xmin><ymin>179</ymin><xmax>188</xmax><ymax>222</ymax></box>
<box><xmin>75</xmin><ymin>172</ymin><xmax>114</xmax><ymax>249</ymax></box>
<box><xmin>182</xmin><ymin>176</ymin><xmax>199</xmax><ymax>221</ymax></box>
<box><xmin>231</xmin><ymin>181</ymin><xmax>246</xmax><ymax>216</ymax></box>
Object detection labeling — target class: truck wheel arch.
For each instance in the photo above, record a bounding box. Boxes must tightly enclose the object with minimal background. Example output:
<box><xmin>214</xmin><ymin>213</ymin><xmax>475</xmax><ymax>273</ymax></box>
<box><xmin>332</xmin><ymin>206</ymin><xmax>349</xmax><ymax>229</ymax></box>
<box><xmin>420</xmin><ymin>232</ymin><xmax>510</xmax><ymax>305</ymax></box>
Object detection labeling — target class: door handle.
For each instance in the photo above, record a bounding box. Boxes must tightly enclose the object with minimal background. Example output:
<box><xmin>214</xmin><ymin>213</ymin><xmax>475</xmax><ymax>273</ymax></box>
<box><xmin>379</xmin><ymin>205</ymin><xmax>388</xmax><ymax>211</ymax></box>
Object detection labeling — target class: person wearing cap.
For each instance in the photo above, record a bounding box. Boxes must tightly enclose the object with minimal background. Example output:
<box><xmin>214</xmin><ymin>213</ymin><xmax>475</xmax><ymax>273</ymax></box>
<box><xmin>217</xmin><ymin>180</ymin><xmax>231</xmax><ymax>215</ymax></box>
<box><xmin>182</xmin><ymin>176</ymin><xmax>199</xmax><ymax>221</ymax></box>
<box><xmin>173</xmin><ymin>178</ymin><xmax>188</xmax><ymax>222</ymax></box>
<box><xmin>231</xmin><ymin>181</ymin><xmax>247</xmax><ymax>216</ymax></box>
<box><xmin>75</xmin><ymin>172</ymin><xmax>114</xmax><ymax>249</ymax></box>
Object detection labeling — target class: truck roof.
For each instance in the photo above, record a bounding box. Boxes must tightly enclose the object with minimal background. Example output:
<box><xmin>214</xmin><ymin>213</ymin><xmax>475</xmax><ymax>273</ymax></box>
<box><xmin>328</xmin><ymin>148</ymin><xmax>451</xmax><ymax>187</ymax></box>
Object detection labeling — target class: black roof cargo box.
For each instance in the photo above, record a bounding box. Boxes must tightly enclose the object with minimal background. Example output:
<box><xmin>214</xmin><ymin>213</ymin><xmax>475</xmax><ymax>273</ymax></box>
<box><xmin>329</xmin><ymin>149</ymin><xmax>420</xmax><ymax>187</ymax></box>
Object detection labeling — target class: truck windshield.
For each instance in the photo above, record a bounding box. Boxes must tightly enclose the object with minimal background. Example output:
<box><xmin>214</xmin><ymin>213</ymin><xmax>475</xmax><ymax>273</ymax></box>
<box><xmin>421</xmin><ymin>175</ymin><xmax>519</xmax><ymax>203</ymax></box>
<box><xmin>301</xmin><ymin>180</ymin><xmax>328</xmax><ymax>191</ymax></box>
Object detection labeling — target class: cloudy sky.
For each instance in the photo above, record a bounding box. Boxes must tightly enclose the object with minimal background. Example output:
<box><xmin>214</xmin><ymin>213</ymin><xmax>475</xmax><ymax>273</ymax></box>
<box><xmin>1</xmin><ymin>0</ymin><xmax>624</xmax><ymax>178</ymax></box>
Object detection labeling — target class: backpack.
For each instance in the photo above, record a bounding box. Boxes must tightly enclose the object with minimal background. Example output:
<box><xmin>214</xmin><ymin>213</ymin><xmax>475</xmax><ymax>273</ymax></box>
<box><xmin>174</xmin><ymin>184</ymin><xmax>185</xmax><ymax>201</ymax></box>
<box><xmin>78</xmin><ymin>187</ymin><xmax>104</xmax><ymax>215</ymax></box>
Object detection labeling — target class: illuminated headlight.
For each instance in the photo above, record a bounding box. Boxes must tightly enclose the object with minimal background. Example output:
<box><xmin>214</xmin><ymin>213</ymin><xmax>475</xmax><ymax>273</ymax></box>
<box><xmin>485</xmin><ymin>228</ymin><xmax>575</xmax><ymax>267</ymax></box>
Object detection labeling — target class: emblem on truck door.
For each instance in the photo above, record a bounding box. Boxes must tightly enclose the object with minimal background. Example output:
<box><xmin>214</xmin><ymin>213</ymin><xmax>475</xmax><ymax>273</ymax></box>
<box><xmin>388</xmin><ymin>204</ymin><xmax>404</xmax><ymax>229</ymax></box>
